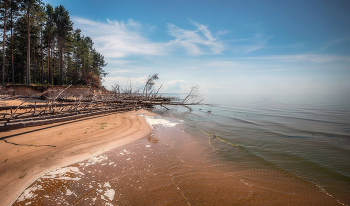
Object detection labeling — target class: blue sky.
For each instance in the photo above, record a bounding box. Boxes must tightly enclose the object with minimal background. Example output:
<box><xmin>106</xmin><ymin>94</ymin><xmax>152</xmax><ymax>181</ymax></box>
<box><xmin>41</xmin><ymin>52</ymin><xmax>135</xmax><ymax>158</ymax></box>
<box><xmin>42</xmin><ymin>0</ymin><xmax>350</xmax><ymax>95</ymax></box>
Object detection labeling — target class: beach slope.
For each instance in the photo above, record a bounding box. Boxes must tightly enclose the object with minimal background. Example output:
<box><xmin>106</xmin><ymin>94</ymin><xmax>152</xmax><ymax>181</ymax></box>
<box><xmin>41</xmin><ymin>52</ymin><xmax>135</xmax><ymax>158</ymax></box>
<box><xmin>0</xmin><ymin>110</ymin><xmax>152</xmax><ymax>206</ymax></box>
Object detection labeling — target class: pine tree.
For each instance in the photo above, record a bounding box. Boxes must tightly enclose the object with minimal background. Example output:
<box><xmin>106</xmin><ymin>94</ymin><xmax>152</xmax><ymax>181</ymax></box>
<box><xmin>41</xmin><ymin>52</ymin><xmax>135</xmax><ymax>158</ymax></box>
<box><xmin>53</xmin><ymin>5</ymin><xmax>72</xmax><ymax>85</ymax></box>
<box><xmin>8</xmin><ymin>0</ymin><xmax>22</xmax><ymax>84</ymax></box>
<box><xmin>22</xmin><ymin>0</ymin><xmax>42</xmax><ymax>84</ymax></box>
<box><xmin>1</xmin><ymin>0</ymin><xmax>10</xmax><ymax>85</ymax></box>
<box><xmin>43</xmin><ymin>3</ymin><xmax>54</xmax><ymax>84</ymax></box>
<box><xmin>1</xmin><ymin>2</ymin><xmax>107</xmax><ymax>87</ymax></box>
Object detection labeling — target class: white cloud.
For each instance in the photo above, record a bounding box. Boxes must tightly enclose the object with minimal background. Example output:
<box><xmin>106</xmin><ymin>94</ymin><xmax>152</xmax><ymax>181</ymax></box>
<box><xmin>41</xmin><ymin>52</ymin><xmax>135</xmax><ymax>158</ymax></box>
<box><xmin>72</xmin><ymin>17</ymin><xmax>226</xmax><ymax>62</ymax></box>
<box><xmin>108</xmin><ymin>69</ymin><xmax>133</xmax><ymax>74</ymax></box>
<box><xmin>168</xmin><ymin>79</ymin><xmax>185</xmax><ymax>85</ymax></box>
<box><xmin>229</xmin><ymin>33</ymin><xmax>269</xmax><ymax>53</ymax></box>
<box><xmin>190</xmin><ymin>20</ymin><xmax>216</xmax><ymax>42</ymax></box>
<box><xmin>106</xmin><ymin>59</ymin><xmax>132</xmax><ymax>65</ymax></box>
<box><xmin>103</xmin><ymin>75</ymin><xmax>149</xmax><ymax>90</ymax></box>
<box><xmin>319</xmin><ymin>37</ymin><xmax>350</xmax><ymax>52</ymax></box>
<box><xmin>166</xmin><ymin>20</ymin><xmax>224</xmax><ymax>56</ymax></box>
<box><xmin>126</xmin><ymin>19</ymin><xmax>141</xmax><ymax>27</ymax></box>
<box><xmin>159</xmin><ymin>80</ymin><xmax>185</xmax><ymax>93</ymax></box>
<box><xmin>231</xmin><ymin>54</ymin><xmax>350</xmax><ymax>63</ymax></box>
<box><xmin>204</xmin><ymin>61</ymin><xmax>239</xmax><ymax>67</ymax></box>
<box><xmin>72</xmin><ymin>17</ymin><xmax>164</xmax><ymax>58</ymax></box>
<box><xmin>215</xmin><ymin>30</ymin><xmax>229</xmax><ymax>36</ymax></box>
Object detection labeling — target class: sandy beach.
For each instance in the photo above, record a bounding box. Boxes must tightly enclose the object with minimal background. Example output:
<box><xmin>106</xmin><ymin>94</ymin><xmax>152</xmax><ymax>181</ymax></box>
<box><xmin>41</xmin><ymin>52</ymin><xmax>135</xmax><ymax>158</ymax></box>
<box><xmin>0</xmin><ymin>108</ymin><xmax>153</xmax><ymax>206</ymax></box>
<box><xmin>1</xmin><ymin>99</ymin><xmax>344</xmax><ymax>205</ymax></box>
<box><xmin>10</xmin><ymin>115</ymin><xmax>341</xmax><ymax>205</ymax></box>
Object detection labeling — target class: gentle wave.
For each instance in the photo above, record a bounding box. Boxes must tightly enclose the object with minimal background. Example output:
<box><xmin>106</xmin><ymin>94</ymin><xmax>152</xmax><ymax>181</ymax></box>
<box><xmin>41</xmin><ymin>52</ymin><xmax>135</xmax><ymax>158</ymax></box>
<box><xmin>157</xmin><ymin>94</ymin><xmax>350</xmax><ymax>204</ymax></box>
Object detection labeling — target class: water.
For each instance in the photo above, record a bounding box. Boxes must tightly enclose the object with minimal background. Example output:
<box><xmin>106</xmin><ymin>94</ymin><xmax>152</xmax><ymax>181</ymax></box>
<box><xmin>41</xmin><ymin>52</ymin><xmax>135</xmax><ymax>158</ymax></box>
<box><xmin>155</xmin><ymin>93</ymin><xmax>350</xmax><ymax>204</ymax></box>
<box><xmin>13</xmin><ymin>93</ymin><xmax>350</xmax><ymax>205</ymax></box>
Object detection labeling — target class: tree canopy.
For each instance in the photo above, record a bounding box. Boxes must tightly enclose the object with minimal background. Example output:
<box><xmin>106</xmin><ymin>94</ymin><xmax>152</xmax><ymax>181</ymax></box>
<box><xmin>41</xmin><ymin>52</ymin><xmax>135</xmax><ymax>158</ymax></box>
<box><xmin>0</xmin><ymin>0</ymin><xmax>107</xmax><ymax>87</ymax></box>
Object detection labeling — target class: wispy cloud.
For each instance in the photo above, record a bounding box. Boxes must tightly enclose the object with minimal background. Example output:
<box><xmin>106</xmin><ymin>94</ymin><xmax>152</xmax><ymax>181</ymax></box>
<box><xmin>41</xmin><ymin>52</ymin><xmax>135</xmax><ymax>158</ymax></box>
<box><xmin>103</xmin><ymin>75</ymin><xmax>149</xmax><ymax>90</ymax></box>
<box><xmin>229</xmin><ymin>33</ymin><xmax>269</xmax><ymax>53</ymax></box>
<box><xmin>73</xmin><ymin>17</ymin><xmax>226</xmax><ymax>58</ymax></box>
<box><xmin>72</xmin><ymin>17</ymin><xmax>164</xmax><ymax>58</ymax></box>
<box><xmin>166</xmin><ymin>20</ymin><xmax>224</xmax><ymax>56</ymax></box>
<box><xmin>319</xmin><ymin>37</ymin><xmax>350</xmax><ymax>52</ymax></box>
<box><xmin>204</xmin><ymin>61</ymin><xmax>239</xmax><ymax>67</ymax></box>
<box><xmin>215</xmin><ymin>30</ymin><xmax>229</xmax><ymax>36</ymax></box>
<box><xmin>162</xmin><ymin>79</ymin><xmax>186</xmax><ymax>92</ymax></box>
<box><xmin>167</xmin><ymin>79</ymin><xmax>185</xmax><ymax>85</ymax></box>
<box><xmin>231</xmin><ymin>54</ymin><xmax>350</xmax><ymax>63</ymax></box>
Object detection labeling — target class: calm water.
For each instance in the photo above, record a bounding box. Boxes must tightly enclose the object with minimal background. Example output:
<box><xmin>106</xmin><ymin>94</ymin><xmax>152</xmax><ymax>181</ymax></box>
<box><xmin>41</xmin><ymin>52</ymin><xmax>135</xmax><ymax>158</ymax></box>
<box><xmin>13</xmin><ymin>93</ymin><xmax>350</xmax><ymax>205</ymax></box>
<box><xmin>155</xmin><ymin>93</ymin><xmax>350</xmax><ymax>205</ymax></box>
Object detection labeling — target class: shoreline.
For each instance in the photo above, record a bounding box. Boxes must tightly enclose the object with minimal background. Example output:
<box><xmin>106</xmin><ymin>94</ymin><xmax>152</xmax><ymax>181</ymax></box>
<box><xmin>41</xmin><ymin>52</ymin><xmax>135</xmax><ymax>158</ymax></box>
<box><xmin>0</xmin><ymin>109</ymin><xmax>154</xmax><ymax>206</ymax></box>
<box><xmin>11</xmin><ymin>114</ymin><xmax>341</xmax><ymax>205</ymax></box>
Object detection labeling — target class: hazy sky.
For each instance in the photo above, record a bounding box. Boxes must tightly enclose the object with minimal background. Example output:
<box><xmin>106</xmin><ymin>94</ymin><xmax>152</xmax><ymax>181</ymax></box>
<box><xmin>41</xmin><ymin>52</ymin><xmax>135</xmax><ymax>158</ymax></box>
<box><xmin>42</xmin><ymin>0</ymin><xmax>350</xmax><ymax>95</ymax></box>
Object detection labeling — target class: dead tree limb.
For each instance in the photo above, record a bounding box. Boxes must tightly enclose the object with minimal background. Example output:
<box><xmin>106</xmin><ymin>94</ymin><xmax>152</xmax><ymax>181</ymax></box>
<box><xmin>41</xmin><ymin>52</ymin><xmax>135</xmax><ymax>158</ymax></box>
<box><xmin>13</xmin><ymin>90</ymin><xmax>49</xmax><ymax>115</ymax></box>
<box><xmin>182</xmin><ymin>85</ymin><xmax>201</xmax><ymax>104</ymax></box>
<box><xmin>49</xmin><ymin>84</ymin><xmax>72</xmax><ymax>107</ymax></box>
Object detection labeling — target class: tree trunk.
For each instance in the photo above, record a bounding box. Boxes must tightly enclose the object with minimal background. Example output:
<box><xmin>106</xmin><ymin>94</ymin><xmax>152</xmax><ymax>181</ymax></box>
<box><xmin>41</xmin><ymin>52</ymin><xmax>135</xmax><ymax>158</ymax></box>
<box><xmin>68</xmin><ymin>53</ymin><xmax>71</xmax><ymax>84</ymax></box>
<box><xmin>33</xmin><ymin>44</ymin><xmax>36</xmax><ymax>84</ymax></box>
<box><xmin>26</xmin><ymin>5</ymin><xmax>31</xmax><ymax>84</ymax></box>
<box><xmin>2</xmin><ymin>1</ymin><xmax>8</xmax><ymax>85</ymax></box>
<box><xmin>11</xmin><ymin>9</ymin><xmax>14</xmax><ymax>84</ymax></box>
<box><xmin>48</xmin><ymin>38</ymin><xmax>51</xmax><ymax>84</ymax></box>
<box><xmin>51</xmin><ymin>42</ymin><xmax>54</xmax><ymax>84</ymax></box>
<box><xmin>82</xmin><ymin>56</ymin><xmax>85</xmax><ymax>78</ymax></box>
<box><xmin>58</xmin><ymin>38</ymin><xmax>63</xmax><ymax>85</ymax></box>
<box><xmin>53</xmin><ymin>49</ymin><xmax>55</xmax><ymax>84</ymax></box>
<box><xmin>7</xmin><ymin>59</ymin><xmax>9</xmax><ymax>83</ymax></box>
<box><xmin>41</xmin><ymin>32</ymin><xmax>44</xmax><ymax>84</ymax></box>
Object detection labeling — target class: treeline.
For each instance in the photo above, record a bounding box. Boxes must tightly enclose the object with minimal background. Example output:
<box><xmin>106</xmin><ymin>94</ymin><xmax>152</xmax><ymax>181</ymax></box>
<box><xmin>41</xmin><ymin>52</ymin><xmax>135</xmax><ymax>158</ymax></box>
<box><xmin>0</xmin><ymin>0</ymin><xmax>107</xmax><ymax>87</ymax></box>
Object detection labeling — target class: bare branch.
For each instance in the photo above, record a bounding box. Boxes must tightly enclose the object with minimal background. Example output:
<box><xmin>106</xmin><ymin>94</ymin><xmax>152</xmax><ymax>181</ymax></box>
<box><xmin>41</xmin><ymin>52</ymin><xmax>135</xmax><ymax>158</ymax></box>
<box><xmin>182</xmin><ymin>85</ymin><xmax>203</xmax><ymax>104</ymax></box>
<box><xmin>49</xmin><ymin>84</ymin><xmax>72</xmax><ymax>107</ymax></box>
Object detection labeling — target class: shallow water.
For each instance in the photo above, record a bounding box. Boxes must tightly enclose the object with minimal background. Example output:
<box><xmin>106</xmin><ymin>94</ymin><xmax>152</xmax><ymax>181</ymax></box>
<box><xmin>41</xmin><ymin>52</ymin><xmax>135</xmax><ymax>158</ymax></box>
<box><xmin>156</xmin><ymin>93</ymin><xmax>350</xmax><ymax>205</ymax></box>
<box><xmin>13</xmin><ymin>93</ymin><xmax>350</xmax><ymax>205</ymax></box>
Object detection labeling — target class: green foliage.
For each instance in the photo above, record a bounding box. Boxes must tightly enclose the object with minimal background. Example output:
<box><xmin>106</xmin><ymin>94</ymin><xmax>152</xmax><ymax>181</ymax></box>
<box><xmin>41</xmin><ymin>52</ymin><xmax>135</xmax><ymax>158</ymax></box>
<box><xmin>1</xmin><ymin>1</ymin><xmax>107</xmax><ymax>87</ymax></box>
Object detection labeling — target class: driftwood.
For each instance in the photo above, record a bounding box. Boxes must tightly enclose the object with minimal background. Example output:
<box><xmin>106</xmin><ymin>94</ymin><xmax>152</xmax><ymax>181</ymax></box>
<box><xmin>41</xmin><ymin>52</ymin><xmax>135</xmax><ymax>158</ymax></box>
<box><xmin>0</xmin><ymin>88</ymin><xmax>202</xmax><ymax>131</ymax></box>
<box><xmin>0</xmin><ymin>77</ymin><xmax>204</xmax><ymax>131</ymax></box>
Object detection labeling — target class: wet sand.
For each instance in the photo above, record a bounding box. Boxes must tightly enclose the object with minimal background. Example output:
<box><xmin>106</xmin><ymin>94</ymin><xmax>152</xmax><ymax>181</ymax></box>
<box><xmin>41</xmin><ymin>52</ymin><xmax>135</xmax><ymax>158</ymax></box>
<box><xmin>0</xmin><ymin>109</ymin><xmax>153</xmax><ymax>206</ymax></box>
<box><xmin>11</xmin><ymin>115</ymin><xmax>340</xmax><ymax>205</ymax></box>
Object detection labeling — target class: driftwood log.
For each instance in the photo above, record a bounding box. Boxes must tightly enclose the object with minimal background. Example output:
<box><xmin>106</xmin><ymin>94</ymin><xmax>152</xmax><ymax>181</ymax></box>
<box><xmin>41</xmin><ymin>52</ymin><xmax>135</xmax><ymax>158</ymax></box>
<box><xmin>0</xmin><ymin>85</ymin><xmax>204</xmax><ymax>131</ymax></box>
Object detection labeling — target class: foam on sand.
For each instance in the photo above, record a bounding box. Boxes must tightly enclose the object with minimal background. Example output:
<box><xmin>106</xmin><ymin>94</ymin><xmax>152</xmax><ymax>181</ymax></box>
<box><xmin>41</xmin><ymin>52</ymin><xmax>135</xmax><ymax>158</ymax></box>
<box><xmin>143</xmin><ymin>116</ymin><xmax>179</xmax><ymax>128</ymax></box>
<box><xmin>41</xmin><ymin>167</ymin><xmax>85</xmax><ymax>181</ymax></box>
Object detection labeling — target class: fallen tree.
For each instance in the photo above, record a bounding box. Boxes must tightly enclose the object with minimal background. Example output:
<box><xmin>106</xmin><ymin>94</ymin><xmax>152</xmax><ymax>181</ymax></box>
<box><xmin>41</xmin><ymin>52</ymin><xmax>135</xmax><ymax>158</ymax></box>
<box><xmin>0</xmin><ymin>75</ymin><xmax>204</xmax><ymax>131</ymax></box>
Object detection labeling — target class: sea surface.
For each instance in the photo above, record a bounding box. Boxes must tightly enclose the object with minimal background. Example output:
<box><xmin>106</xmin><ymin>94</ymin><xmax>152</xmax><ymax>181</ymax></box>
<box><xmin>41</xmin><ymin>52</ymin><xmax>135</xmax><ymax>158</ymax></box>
<box><xmin>163</xmin><ymin>93</ymin><xmax>350</xmax><ymax>204</ymax></box>
<box><xmin>14</xmin><ymin>93</ymin><xmax>350</xmax><ymax>205</ymax></box>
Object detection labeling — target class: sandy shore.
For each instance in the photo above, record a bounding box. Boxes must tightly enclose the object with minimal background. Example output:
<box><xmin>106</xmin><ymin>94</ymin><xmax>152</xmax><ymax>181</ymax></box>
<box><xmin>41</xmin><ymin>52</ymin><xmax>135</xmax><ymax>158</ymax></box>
<box><xmin>0</xmin><ymin>109</ymin><xmax>153</xmax><ymax>206</ymax></box>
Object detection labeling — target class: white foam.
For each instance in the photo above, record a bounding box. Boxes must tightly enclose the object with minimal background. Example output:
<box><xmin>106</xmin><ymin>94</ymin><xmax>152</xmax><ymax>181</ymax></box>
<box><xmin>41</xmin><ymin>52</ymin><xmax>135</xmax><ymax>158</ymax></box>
<box><xmin>65</xmin><ymin>189</ymin><xmax>73</xmax><ymax>196</ymax></box>
<box><xmin>17</xmin><ymin>185</ymin><xmax>42</xmax><ymax>201</ymax></box>
<box><xmin>144</xmin><ymin>117</ymin><xmax>178</xmax><ymax>128</ymax></box>
<box><xmin>88</xmin><ymin>155</ymin><xmax>108</xmax><ymax>163</ymax></box>
<box><xmin>42</xmin><ymin>167</ymin><xmax>84</xmax><ymax>181</ymax></box>
<box><xmin>104</xmin><ymin>189</ymin><xmax>115</xmax><ymax>201</ymax></box>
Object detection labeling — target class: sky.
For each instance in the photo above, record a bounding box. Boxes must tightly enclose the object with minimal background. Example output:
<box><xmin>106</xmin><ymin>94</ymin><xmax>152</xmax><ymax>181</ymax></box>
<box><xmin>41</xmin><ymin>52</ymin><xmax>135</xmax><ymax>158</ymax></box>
<box><xmin>42</xmin><ymin>0</ymin><xmax>350</xmax><ymax>96</ymax></box>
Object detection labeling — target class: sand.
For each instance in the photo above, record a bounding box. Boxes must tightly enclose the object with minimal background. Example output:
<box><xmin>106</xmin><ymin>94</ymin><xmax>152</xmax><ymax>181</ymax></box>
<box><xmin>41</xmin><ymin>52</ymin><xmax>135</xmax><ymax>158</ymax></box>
<box><xmin>0</xmin><ymin>106</ymin><xmax>153</xmax><ymax>206</ymax></box>
<box><xmin>11</xmin><ymin>118</ymin><xmax>341</xmax><ymax>205</ymax></box>
<box><xmin>1</xmin><ymin>99</ymin><xmax>342</xmax><ymax>205</ymax></box>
